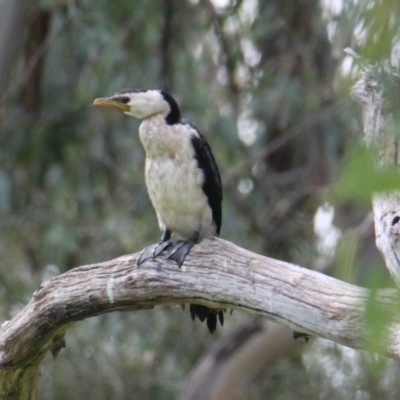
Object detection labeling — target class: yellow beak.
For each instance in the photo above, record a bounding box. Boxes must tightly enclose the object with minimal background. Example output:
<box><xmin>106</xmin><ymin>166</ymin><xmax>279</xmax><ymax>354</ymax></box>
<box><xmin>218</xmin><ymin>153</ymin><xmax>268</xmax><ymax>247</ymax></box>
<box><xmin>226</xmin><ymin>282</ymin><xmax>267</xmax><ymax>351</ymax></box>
<box><xmin>93</xmin><ymin>97</ymin><xmax>130</xmax><ymax>112</ymax></box>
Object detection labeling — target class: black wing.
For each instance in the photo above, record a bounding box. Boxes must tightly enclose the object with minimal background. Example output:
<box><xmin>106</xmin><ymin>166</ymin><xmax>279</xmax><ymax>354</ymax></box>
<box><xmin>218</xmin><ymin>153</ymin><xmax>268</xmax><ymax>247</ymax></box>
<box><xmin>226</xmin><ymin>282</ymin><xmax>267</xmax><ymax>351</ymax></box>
<box><xmin>186</xmin><ymin>121</ymin><xmax>222</xmax><ymax>235</ymax></box>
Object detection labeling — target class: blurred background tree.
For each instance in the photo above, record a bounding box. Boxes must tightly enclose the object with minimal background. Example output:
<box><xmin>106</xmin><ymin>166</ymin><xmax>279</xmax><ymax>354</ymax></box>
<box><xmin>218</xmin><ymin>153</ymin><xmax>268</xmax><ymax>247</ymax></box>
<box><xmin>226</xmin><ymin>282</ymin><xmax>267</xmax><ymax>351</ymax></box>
<box><xmin>1</xmin><ymin>0</ymin><xmax>400</xmax><ymax>399</ymax></box>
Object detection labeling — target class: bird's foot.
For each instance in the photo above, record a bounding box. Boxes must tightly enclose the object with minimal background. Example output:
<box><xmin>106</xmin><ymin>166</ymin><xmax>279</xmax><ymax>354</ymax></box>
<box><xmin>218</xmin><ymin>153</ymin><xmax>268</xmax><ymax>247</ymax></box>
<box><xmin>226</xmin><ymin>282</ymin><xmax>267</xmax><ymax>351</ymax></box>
<box><xmin>166</xmin><ymin>239</ymin><xmax>197</xmax><ymax>267</ymax></box>
<box><xmin>137</xmin><ymin>240</ymin><xmax>172</xmax><ymax>265</ymax></box>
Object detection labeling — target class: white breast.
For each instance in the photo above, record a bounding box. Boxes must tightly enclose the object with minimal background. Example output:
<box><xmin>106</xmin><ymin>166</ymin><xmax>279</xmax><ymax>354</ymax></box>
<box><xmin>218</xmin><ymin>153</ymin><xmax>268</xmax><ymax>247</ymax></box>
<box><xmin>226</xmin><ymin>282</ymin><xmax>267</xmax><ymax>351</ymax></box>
<box><xmin>139</xmin><ymin>115</ymin><xmax>215</xmax><ymax>239</ymax></box>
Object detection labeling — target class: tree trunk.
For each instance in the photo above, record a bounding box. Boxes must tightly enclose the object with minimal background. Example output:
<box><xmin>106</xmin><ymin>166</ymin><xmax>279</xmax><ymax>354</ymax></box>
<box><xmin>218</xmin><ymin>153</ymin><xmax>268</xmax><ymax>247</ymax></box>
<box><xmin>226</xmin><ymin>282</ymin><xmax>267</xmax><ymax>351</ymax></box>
<box><xmin>0</xmin><ymin>0</ymin><xmax>38</xmax><ymax>96</ymax></box>
<box><xmin>347</xmin><ymin>47</ymin><xmax>400</xmax><ymax>286</ymax></box>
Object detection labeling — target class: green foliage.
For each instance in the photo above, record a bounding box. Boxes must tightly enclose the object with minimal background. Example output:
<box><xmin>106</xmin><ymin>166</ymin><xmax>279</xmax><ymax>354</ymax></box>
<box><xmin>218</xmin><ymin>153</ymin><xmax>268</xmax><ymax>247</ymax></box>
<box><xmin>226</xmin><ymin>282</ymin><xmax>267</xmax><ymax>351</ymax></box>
<box><xmin>364</xmin><ymin>290</ymin><xmax>393</xmax><ymax>352</ymax></box>
<box><xmin>335</xmin><ymin>231</ymin><xmax>360</xmax><ymax>283</ymax></box>
<box><xmin>332</xmin><ymin>147</ymin><xmax>400</xmax><ymax>206</ymax></box>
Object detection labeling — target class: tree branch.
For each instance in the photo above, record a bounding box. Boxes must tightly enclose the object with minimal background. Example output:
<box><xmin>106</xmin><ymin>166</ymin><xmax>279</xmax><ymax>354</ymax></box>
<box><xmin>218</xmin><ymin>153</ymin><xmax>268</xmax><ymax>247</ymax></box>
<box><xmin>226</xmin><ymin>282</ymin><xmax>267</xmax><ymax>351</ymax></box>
<box><xmin>1</xmin><ymin>237</ymin><xmax>400</xmax><ymax>398</ymax></box>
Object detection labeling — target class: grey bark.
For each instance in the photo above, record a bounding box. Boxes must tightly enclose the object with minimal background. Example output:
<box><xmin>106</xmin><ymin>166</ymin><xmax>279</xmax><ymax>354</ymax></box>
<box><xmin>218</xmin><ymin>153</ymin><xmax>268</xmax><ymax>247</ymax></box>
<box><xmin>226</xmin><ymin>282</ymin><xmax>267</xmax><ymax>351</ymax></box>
<box><xmin>1</xmin><ymin>237</ymin><xmax>400</xmax><ymax>399</ymax></box>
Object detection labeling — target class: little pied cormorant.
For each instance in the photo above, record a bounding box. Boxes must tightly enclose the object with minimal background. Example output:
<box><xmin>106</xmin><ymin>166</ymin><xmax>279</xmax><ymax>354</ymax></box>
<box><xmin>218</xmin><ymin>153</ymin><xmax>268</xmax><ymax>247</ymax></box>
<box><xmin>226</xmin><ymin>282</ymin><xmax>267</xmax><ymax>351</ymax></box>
<box><xmin>93</xmin><ymin>88</ymin><xmax>224</xmax><ymax>332</ymax></box>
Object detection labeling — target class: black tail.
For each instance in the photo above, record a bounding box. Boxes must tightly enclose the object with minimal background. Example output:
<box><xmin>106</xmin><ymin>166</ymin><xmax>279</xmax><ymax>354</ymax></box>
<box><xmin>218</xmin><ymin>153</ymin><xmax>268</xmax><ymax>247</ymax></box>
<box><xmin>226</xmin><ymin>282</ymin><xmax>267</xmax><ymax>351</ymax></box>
<box><xmin>189</xmin><ymin>304</ymin><xmax>224</xmax><ymax>333</ymax></box>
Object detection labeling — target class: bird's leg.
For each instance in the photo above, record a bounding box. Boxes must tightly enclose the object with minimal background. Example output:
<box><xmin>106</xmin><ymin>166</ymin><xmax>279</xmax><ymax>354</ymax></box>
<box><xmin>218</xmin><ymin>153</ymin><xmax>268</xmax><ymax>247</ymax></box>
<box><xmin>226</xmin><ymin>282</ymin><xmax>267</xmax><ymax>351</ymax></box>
<box><xmin>137</xmin><ymin>229</ymin><xmax>172</xmax><ymax>265</ymax></box>
<box><xmin>153</xmin><ymin>229</ymin><xmax>173</xmax><ymax>257</ymax></box>
<box><xmin>166</xmin><ymin>229</ymin><xmax>200</xmax><ymax>267</ymax></box>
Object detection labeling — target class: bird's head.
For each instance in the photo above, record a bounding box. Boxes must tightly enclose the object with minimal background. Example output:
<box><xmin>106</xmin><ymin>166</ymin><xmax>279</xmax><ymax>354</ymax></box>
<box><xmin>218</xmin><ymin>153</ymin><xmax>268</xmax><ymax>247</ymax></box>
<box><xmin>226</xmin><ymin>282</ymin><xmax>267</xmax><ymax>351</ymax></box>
<box><xmin>93</xmin><ymin>88</ymin><xmax>180</xmax><ymax>123</ymax></box>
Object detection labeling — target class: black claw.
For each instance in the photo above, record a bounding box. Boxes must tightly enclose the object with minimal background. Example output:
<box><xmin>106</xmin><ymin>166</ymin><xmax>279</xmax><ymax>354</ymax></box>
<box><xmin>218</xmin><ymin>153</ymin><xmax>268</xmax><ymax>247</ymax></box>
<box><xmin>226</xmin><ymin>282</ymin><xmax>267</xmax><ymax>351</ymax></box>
<box><xmin>166</xmin><ymin>239</ymin><xmax>196</xmax><ymax>267</ymax></box>
<box><xmin>168</xmin><ymin>251</ymin><xmax>186</xmax><ymax>267</ymax></box>
<box><xmin>153</xmin><ymin>240</ymin><xmax>172</xmax><ymax>257</ymax></box>
<box><xmin>137</xmin><ymin>245</ymin><xmax>155</xmax><ymax>265</ymax></box>
<box><xmin>138</xmin><ymin>236</ymin><xmax>196</xmax><ymax>267</ymax></box>
<box><xmin>137</xmin><ymin>241</ymin><xmax>171</xmax><ymax>265</ymax></box>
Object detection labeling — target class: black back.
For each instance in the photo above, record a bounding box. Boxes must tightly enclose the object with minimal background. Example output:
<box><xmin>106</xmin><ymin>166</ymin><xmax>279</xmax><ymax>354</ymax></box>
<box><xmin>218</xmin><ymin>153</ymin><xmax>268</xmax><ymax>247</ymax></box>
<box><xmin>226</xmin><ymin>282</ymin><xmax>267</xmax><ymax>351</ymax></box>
<box><xmin>187</xmin><ymin>122</ymin><xmax>222</xmax><ymax>234</ymax></box>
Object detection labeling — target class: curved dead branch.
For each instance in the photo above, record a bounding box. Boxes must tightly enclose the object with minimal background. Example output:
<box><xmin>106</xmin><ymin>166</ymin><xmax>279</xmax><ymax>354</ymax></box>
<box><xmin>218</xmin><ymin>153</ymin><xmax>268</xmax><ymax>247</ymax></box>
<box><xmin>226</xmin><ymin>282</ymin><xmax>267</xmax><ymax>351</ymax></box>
<box><xmin>1</xmin><ymin>237</ymin><xmax>400</xmax><ymax>399</ymax></box>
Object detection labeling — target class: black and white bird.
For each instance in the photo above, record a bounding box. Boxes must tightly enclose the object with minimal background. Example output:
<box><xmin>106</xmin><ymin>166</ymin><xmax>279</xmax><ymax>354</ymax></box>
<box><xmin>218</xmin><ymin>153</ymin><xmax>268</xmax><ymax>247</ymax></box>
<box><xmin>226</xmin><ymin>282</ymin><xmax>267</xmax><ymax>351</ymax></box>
<box><xmin>93</xmin><ymin>88</ymin><xmax>224</xmax><ymax>332</ymax></box>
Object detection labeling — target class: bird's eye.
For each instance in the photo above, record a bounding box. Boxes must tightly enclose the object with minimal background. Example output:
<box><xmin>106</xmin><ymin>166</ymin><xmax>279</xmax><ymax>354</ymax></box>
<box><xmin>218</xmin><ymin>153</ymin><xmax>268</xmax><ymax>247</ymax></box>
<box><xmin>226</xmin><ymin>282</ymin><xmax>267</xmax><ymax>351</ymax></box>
<box><xmin>119</xmin><ymin>97</ymin><xmax>130</xmax><ymax>104</ymax></box>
